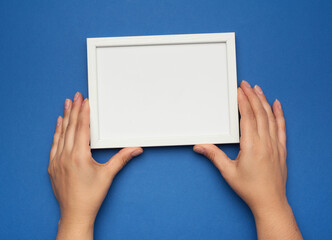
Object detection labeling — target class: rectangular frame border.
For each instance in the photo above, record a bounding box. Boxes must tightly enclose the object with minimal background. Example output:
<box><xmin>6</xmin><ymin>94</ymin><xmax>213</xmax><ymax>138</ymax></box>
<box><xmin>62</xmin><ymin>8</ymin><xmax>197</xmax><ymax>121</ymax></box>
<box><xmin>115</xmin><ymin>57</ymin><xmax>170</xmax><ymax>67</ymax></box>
<box><xmin>87</xmin><ymin>32</ymin><xmax>239</xmax><ymax>148</ymax></box>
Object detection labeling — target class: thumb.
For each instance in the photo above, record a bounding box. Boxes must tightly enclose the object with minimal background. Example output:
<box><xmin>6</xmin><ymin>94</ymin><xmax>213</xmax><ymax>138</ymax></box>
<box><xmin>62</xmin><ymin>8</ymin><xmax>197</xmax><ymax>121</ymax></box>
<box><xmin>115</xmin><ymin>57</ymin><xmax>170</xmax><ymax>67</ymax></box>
<box><xmin>194</xmin><ymin>144</ymin><xmax>235</xmax><ymax>177</ymax></box>
<box><xmin>106</xmin><ymin>147</ymin><xmax>143</xmax><ymax>176</ymax></box>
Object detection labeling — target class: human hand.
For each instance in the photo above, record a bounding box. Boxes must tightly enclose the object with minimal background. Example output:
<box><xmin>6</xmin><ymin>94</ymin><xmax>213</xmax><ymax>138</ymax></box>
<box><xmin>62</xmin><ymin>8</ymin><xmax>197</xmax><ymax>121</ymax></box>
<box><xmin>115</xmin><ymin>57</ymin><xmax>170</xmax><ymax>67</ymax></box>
<box><xmin>194</xmin><ymin>81</ymin><xmax>302</xmax><ymax>239</ymax></box>
<box><xmin>48</xmin><ymin>92</ymin><xmax>143</xmax><ymax>240</ymax></box>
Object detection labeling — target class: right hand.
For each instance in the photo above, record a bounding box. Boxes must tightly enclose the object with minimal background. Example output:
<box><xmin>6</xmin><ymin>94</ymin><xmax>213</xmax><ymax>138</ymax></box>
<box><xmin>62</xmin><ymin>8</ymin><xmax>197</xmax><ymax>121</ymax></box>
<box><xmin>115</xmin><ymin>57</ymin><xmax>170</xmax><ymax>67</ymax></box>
<box><xmin>194</xmin><ymin>81</ymin><xmax>288</xmax><ymax>214</ymax></box>
<box><xmin>194</xmin><ymin>81</ymin><xmax>302</xmax><ymax>239</ymax></box>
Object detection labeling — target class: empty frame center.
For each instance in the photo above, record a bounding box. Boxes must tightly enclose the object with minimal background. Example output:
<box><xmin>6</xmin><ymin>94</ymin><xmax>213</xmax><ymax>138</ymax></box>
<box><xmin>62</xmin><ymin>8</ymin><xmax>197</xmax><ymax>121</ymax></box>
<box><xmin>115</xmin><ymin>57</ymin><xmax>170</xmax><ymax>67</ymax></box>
<box><xmin>96</xmin><ymin>42</ymin><xmax>230</xmax><ymax>141</ymax></box>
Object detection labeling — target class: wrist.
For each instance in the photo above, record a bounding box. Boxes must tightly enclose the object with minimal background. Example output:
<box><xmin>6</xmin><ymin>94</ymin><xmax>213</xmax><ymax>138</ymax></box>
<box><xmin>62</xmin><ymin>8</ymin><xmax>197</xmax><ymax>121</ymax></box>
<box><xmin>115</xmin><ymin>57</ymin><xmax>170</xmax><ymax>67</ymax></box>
<box><xmin>251</xmin><ymin>199</ymin><xmax>292</xmax><ymax>221</ymax></box>
<box><xmin>250</xmin><ymin>199</ymin><xmax>303</xmax><ymax>240</ymax></box>
<box><xmin>249</xmin><ymin>195</ymin><xmax>290</xmax><ymax>219</ymax></box>
<box><xmin>59</xmin><ymin>216</ymin><xmax>95</xmax><ymax>229</ymax></box>
<box><xmin>254</xmin><ymin>203</ymin><xmax>292</xmax><ymax>221</ymax></box>
<box><xmin>56</xmin><ymin>214</ymin><xmax>95</xmax><ymax>240</ymax></box>
<box><xmin>59</xmin><ymin>208</ymin><xmax>97</xmax><ymax>226</ymax></box>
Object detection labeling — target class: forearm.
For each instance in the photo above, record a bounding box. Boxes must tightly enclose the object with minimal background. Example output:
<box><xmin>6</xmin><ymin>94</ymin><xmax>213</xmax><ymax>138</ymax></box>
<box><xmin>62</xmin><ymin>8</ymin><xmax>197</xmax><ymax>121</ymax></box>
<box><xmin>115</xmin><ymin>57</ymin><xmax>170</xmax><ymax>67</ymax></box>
<box><xmin>252</xmin><ymin>202</ymin><xmax>302</xmax><ymax>240</ymax></box>
<box><xmin>56</xmin><ymin>218</ymin><xmax>94</xmax><ymax>240</ymax></box>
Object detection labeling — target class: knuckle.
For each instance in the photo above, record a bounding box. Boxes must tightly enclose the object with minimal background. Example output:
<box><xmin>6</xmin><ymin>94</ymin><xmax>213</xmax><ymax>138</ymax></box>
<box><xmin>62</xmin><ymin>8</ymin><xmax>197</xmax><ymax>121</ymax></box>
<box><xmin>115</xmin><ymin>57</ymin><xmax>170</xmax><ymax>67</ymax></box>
<box><xmin>76</xmin><ymin>121</ymin><xmax>84</xmax><ymax>132</ymax></box>
<box><xmin>265</xmin><ymin>141</ymin><xmax>274</xmax><ymax>155</ymax></box>
<box><xmin>53</xmin><ymin>131</ymin><xmax>60</xmax><ymax>140</ymax></box>
<box><xmin>66</xmin><ymin>122</ymin><xmax>73</xmax><ymax>131</ymax></box>
<box><xmin>246</xmin><ymin>111</ymin><xmax>255</xmax><ymax>121</ymax></box>
<box><xmin>268</xmin><ymin>115</ymin><xmax>276</xmax><ymax>124</ymax></box>
<box><xmin>207</xmin><ymin>151</ymin><xmax>216</xmax><ymax>161</ymax></box>
<box><xmin>254</xmin><ymin>140</ymin><xmax>273</xmax><ymax>156</ymax></box>
<box><xmin>277</xmin><ymin>117</ymin><xmax>286</xmax><ymax>127</ymax></box>
<box><xmin>238</xmin><ymin>95</ymin><xmax>246</xmax><ymax>103</ymax></box>
<box><xmin>58</xmin><ymin>154</ymin><xmax>66</xmax><ymax>166</ymax></box>
<box><xmin>71</xmin><ymin>149</ymin><xmax>82</xmax><ymax>167</ymax></box>
<box><xmin>68</xmin><ymin>120</ymin><xmax>77</xmax><ymax>131</ymax></box>
<box><xmin>240</xmin><ymin>137</ymin><xmax>253</xmax><ymax>150</ymax></box>
<box><xmin>121</xmin><ymin>155</ymin><xmax>130</xmax><ymax>167</ymax></box>
<box><xmin>60</xmin><ymin>128</ymin><xmax>66</xmax><ymax>138</ymax></box>
<box><xmin>52</xmin><ymin>139</ymin><xmax>58</xmax><ymax>148</ymax></box>
<box><xmin>257</xmin><ymin>108</ymin><xmax>268</xmax><ymax>118</ymax></box>
<box><xmin>53</xmin><ymin>161</ymin><xmax>59</xmax><ymax>173</ymax></box>
<box><xmin>279</xmin><ymin>144</ymin><xmax>287</xmax><ymax>159</ymax></box>
<box><xmin>260</xmin><ymin>96</ymin><xmax>268</xmax><ymax>104</ymax></box>
<box><xmin>48</xmin><ymin>167</ymin><xmax>52</xmax><ymax>176</ymax></box>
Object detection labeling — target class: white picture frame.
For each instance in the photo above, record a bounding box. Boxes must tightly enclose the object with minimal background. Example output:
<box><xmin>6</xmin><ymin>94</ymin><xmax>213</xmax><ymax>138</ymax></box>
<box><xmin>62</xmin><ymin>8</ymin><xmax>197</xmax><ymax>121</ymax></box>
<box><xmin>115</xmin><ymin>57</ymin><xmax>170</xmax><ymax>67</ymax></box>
<box><xmin>87</xmin><ymin>32</ymin><xmax>239</xmax><ymax>149</ymax></box>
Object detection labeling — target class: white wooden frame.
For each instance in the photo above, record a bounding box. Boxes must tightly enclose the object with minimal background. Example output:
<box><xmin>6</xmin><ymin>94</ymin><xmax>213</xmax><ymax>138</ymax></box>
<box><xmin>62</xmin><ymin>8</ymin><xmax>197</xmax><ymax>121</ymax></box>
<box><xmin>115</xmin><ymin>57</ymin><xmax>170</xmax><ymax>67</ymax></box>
<box><xmin>87</xmin><ymin>32</ymin><xmax>239</xmax><ymax>149</ymax></box>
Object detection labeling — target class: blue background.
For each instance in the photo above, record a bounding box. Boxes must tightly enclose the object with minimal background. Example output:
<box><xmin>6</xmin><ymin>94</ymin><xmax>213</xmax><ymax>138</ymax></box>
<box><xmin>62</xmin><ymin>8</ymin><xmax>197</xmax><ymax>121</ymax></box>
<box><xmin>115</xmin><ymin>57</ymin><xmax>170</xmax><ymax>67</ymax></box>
<box><xmin>0</xmin><ymin>0</ymin><xmax>331</xmax><ymax>239</ymax></box>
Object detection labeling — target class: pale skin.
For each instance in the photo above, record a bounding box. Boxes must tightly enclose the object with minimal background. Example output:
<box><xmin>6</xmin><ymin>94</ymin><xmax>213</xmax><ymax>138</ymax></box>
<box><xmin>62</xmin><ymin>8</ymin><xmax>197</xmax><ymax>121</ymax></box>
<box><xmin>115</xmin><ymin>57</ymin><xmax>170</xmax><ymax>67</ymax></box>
<box><xmin>49</xmin><ymin>81</ymin><xmax>302</xmax><ymax>239</ymax></box>
<box><xmin>48</xmin><ymin>92</ymin><xmax>143</xmax><ymax>239</ymax></box>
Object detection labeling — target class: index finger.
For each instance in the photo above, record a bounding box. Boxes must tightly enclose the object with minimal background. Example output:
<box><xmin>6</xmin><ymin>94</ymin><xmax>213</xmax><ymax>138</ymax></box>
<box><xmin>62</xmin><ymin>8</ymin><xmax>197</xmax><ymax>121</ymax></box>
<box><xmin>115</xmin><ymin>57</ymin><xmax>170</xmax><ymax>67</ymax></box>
<box><xmin>240</xmin><ymin>81</ymin><xmax>270</xmax><ymax>139</ymax></box>
<box><xmin>238</xmin><ymin>87</ymin><xmax>257</xmax><ymax>142</ymax></box>
<box><xmin>74</xmin><ymin>99</ymin><xmax>91</xmax><ymax>151</ymax></box>
<box><xmin>49</xmin><ymin>116</ymin><xmax>62</xmax><ymax>164</ymax></box>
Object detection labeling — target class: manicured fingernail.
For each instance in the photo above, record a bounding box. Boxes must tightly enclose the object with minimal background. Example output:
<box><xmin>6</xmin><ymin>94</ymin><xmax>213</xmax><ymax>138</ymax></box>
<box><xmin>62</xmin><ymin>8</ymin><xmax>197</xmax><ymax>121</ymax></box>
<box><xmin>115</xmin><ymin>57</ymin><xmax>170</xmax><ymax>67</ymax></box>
<box><xmin>131</xmin><ymin>149</ymin><xmax>143</xmax><ymax>157</ymax></box>
<box><xmin>74</xmin><ymin>92</ymin><xmax>80</xmax><ymax>102</ymax></box>
<box><xmin>254</xmin><ymin>85</ymin><xmax>263</xmax><ymax>95</ymax></box>
<box><xmin>242</xmin><ymin>80</ymin><xmax>251</xmax><ymax>88</ymax></box>
<box><xmin>82</xmin><ymin>98</ymin><xmax>88</xmax><ymax>105</ymax></box>
<box><xmin>64</xmin><ymin>99</ymin><xmax>70</xmax><ymax>109</ymax></box>
<box><xmin>194</xmin><ymin>146</ymin><xmax>205</xmax><ymax>155</ymax></box>
<box><xmin>275</xmin><ymin>99</ymin><xmax>282</xmax><ymax>109</ymax></box>
<box><xmin>57</xmin><ymin>116</ymin><xmax>62</xmax><ymax>126</ymax></box>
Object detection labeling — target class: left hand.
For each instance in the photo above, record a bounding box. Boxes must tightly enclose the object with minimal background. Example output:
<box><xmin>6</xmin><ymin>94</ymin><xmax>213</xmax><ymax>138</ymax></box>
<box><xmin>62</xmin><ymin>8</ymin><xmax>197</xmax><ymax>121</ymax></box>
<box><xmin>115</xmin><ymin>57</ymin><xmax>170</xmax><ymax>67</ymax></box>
<box><xmin>48</xmin><ymin>92</ymin><xmax>143</xmax><ymax>239</ymax></box>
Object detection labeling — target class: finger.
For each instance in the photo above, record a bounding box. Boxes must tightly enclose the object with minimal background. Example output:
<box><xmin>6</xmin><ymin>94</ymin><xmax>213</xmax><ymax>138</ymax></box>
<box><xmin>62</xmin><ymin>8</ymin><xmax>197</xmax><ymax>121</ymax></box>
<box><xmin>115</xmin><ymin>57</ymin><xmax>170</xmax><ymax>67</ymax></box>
<box><xmin>74</xmin><ymin>99</ymin><xmax>90</xmax><ymax>151</ymax></box>
<box><xmin>238</xmin><ymin>87</ymin><xmax>257</xmax><ymax>140</ymax></box>
<box><xmin>273</xmin><ymin>99</ymin><xmax>286</xmax><ymax>150</ymax></box>
<box><xmin>106</xmin><ymin>147</ymin><xmax>143</xmax><ymax>176</ymax></box>
<box><xmin>49</xmin><ymin>116</ymin><xmax>62</xmax><ymax>164</ymax></box>
<box><xmin>64</xmin><ymin>92</ymin><xmax>83</xmax><ymax>151</ymax></box>
<box><xmin>253</xmin><ymin>85</ymin><xmax>278</xmax><ymax>141</ymax></box>
<box><xmin>194</xmin><ymin>144</ymin><xmax>235</xmax><ymax>178</ymax></box>
<box><xmin>57</xmin><ymin>99</ymin><xmax>72</xmax><ymax>156</ymax></box>
<box><xmin>240</xmin><ymin>81</ymin><xmax>269</xmax><ymax>138</ymax></box>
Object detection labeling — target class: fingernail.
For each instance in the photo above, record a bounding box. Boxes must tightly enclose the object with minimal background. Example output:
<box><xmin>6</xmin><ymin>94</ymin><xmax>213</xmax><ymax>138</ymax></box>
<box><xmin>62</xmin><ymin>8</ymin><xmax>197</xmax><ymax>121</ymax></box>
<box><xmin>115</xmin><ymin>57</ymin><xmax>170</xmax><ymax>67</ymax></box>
<box><xmin>82</xmin><ymin>98</ymin><xmax>88</xmax><ymax>105</ymax></box>
<box><xmin>275</xmin><ymin>99</ymin><xmax>282</xmax><ymax>109</ymax></box>
<box><xmin>74</xmin><ymin>92</ymin><xmax>80</xmax><ymax>102</ymax></box>
<box><xmin>242</xmin><ymin>80</ymin><xmax>251</xmax><ymax>88</ymax></box>
<box><xmin>56</xmin><ymin>116</ymin><xmax>62</xmax><ymax>126</ymax></box>
<box><xmin>64</xmin><ymin>99</ymin><xmax>70</xmax><ymax>110</ymax></box>
<box><xmin>254</xmin><ymin>85</ymin><xmax>263</xmax><ymax>95</ymax></box>
<box><xmin>131</xmin><ymin>149</ymin><xmax>143</xmax><ymax>157</ymax></box>
<box><xmin>194</xmin><ymin>146</ymin><xmax>205</xmax><ymax>155</ymax></box>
